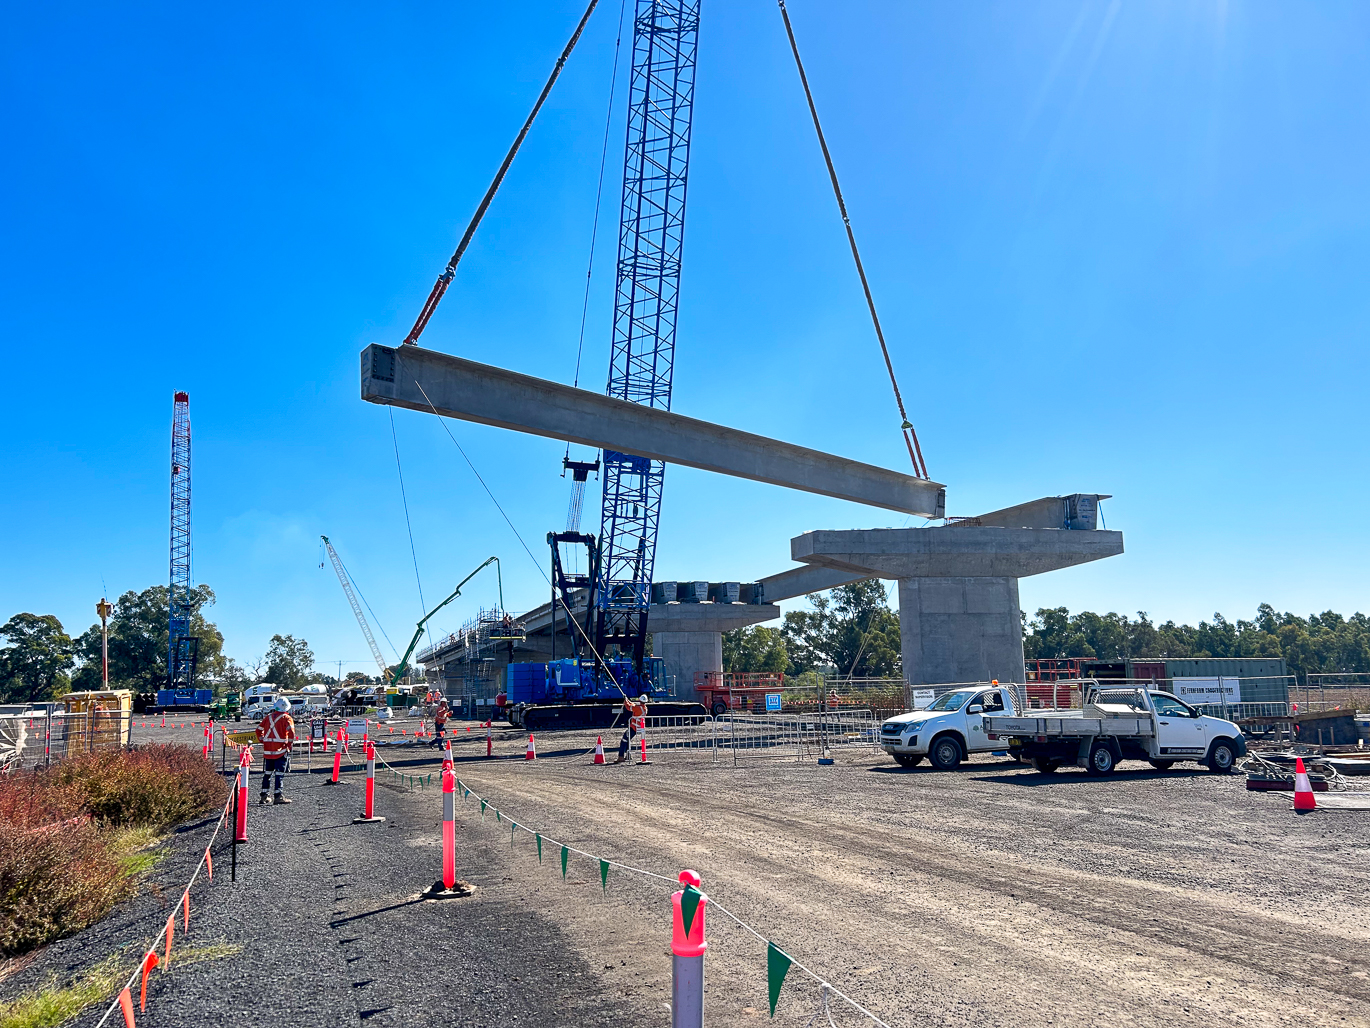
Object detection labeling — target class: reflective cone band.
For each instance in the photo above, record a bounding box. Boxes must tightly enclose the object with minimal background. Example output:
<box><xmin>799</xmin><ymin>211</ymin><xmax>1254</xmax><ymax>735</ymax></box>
<box><xmin>1293</xmin><ymin>756</ymin><xmax>1317</xmax><ymax>812</ymax></box>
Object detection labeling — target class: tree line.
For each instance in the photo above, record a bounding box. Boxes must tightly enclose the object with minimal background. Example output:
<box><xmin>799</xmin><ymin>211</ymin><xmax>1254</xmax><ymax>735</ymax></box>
<box><xmin>0</xmin><ymin>583</ymin><xmax>321</xmax><ymax>704</ymax></box>
<box><xmin>721</xmin><ymin>584</ymin><xmax>1370</xmax><ymax>685</ymax></box>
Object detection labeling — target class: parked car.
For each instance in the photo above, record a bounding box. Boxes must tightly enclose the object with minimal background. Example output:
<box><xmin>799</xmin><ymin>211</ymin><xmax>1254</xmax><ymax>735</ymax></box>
<box><xmin>879</xmin><ymin>685</ymin><xmax>1016</xmax><ymax>770</ymax></box>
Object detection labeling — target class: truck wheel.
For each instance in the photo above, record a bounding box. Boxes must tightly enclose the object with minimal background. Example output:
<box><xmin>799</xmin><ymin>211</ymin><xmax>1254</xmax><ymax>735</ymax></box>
<box><xmin>894</xmin><ymin>755</ymin><xmax>923</xmax><ymax>768</ymax></box>
<box><xmin>1148</xmin><ymin>759</ymin><xmax>1175</xmax><ymax>771</ymax></box>
<box><xmin>1086</xmin><ymin>743</ymin><xmax>1117</xmax><ymax>776</ymax></box>
<box><xmin>1032</xmin><ymin>757</ymin><xmax>1059</xmax><ymax>774</ymax></box>
<box><xmin>1207</xmin><ymin>739</ymin><xmax>1237</xmax><ymax>774</ymax></box>
<box><xmin>929</xmin><ymin>736</ymin><xmax>963</xmax><ymax>770</ymax></box>
<box><xmin>711</xmin><ymin>700</ymin><xmax>727</xmax><ymax>717</ymax></box>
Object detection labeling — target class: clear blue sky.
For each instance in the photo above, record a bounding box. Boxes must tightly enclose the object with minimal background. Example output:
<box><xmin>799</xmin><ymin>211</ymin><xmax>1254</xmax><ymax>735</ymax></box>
<box><xmin>2</xmin><ymin>1</ymin><xmax>1366</xmax><ymax>675</ymax></box>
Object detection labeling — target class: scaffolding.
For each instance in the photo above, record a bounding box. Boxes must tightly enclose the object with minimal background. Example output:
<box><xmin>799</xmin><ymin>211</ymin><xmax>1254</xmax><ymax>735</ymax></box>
<box><xmin>417</xmin><ymin>607</ymin><xmax>524</xmax><ymax>701</ymax></box>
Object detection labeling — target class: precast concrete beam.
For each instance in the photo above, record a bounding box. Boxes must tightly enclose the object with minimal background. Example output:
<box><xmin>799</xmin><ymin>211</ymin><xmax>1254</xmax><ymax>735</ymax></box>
<box><xmin>791</xmin><ymin>526</ymin><xmax>1124</xmax><ymax>580</ymax></box>
<box><xmin>361</xmin><ymin>344</ymin><xmax>946</xmax><ymax>517</ymax></box>
<box><xmin>757</xmin><ymin>565</ymin><xmax>869</xmax><ymax>603</ymax></box>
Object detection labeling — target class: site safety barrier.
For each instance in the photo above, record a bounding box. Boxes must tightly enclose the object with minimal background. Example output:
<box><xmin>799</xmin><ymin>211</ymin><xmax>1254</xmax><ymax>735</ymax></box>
<box><xmin>0</xmin><ymin>711</ymin><xmax>135</xmax><ymax>771</ymax></box>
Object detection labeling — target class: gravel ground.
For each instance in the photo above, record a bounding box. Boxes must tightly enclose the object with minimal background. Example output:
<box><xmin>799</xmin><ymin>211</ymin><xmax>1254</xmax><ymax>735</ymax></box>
<box><xmin>4</xmin><ymin>723</ymin><xmax>1368</xmax><ymax>1027</ymax></box>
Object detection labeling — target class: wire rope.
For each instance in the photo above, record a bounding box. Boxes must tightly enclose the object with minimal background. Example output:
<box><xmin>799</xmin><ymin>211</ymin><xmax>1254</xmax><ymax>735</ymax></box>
<box><xmin>775</xmin><ymin>0</ymin><xmax>929</xmax><ymax>480</ymax></box>
<box><xmin>389</xmin><ymin>408</ymin><xmax>435</xmax><ymax>664</ymax></box>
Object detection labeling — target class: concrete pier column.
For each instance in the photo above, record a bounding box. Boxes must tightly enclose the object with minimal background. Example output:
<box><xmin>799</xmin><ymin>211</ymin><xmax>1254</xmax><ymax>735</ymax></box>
<box><xmin>897</xmin><ymin>577</ymin><xmax>1024</xmax><ymax>686</ymax></box>
<box><xmin>653</xmin><ymin>632</ymin><xmax>722</xmax><ymax>703</ymax></box>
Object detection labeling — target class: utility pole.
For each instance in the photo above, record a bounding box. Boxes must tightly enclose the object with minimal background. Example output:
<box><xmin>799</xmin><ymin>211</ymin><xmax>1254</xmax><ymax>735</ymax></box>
<box><xmin>96</xmin><ymin>598</ymin><xmax>112</xmax><ymax>687</ymax></box>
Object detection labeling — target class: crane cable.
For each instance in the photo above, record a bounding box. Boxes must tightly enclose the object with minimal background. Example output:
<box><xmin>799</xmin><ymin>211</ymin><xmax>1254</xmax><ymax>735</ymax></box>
<box><xmin>776</xmin><ymin>0</ymin><xmax>929</xmax><ymax>480</ymax></box>
<box><xmin>403</xmin><ymin>0</ymin><xmax>602</xmax><ymax>347</ymax></box>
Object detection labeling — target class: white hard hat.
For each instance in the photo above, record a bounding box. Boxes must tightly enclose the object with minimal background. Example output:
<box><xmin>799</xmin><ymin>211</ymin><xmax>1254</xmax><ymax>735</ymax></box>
<box><xmin>637</xmin><ymin>694</ymin><xmax>649</xmax><ymax>704</ymax></box>
<box><xmin>273</xmin><ymin>697</ymin><xmax>291</xmax><ymax>712</ymax></box>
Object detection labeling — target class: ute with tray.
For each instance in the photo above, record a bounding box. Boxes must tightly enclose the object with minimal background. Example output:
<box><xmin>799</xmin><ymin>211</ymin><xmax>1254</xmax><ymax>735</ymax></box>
<box><xmin>984</xmin><ymin>681</ymin><xmax>1246</xmax><ymax>775</ymax></box>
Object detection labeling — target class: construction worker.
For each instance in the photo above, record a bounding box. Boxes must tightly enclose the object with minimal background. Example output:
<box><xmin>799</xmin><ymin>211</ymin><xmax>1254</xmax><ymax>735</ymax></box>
<box><xmin>255</xmin><ymin>696</ymin><xmax>296</xmax><ymax>804</ymax></box>
<box><xmin>613</xmin><ymin>694</ymin><xmax>648</xmax><ymax>764</ymax></box>
<box><xmin>428</xmin><ymin>698</ymin><xmax>451</xmax><ymax>748</ymax></box>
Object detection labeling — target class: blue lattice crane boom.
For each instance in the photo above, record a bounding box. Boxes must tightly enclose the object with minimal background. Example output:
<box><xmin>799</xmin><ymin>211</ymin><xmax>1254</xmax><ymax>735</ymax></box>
<box><xmin>167</xmin><ymin>391</ymin><xmax>198</xmax><ymax>690</ymax></box>
<box><xmin>592</xmin><ymin>0</ymin><xmax>700</xmax><ymax>676</ymax></box>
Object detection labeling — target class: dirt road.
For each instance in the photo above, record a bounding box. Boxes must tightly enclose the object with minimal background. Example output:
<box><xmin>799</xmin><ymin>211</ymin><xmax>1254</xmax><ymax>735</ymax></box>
<box><xmin>11</xmin><ymin>722</ymin><xmax>1368</xmax><ymax>1026</ymax></box>
<box><xmin>447</xmin><ymin>740</ymin><xmax>1370</xmax><ymax>1027</ymax></box>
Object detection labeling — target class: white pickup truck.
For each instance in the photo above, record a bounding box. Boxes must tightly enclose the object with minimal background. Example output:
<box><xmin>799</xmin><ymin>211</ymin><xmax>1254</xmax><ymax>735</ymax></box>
<box><xmin>982</xmin><ymin>683</ymin><xmax>1247</xmax><ymax>775</ymax></box>
<box><xmin>878</xmin><ymin>685</ymin><xmax>1017</xmax><ymax>769</ymax></box>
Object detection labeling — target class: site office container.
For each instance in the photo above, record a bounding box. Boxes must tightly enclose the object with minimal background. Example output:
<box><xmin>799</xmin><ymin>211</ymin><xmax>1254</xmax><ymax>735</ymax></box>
<box><xmin>1078</xmin><ymin>657</ymin><xmax>1289</xmax><ymax>704</ymax></box>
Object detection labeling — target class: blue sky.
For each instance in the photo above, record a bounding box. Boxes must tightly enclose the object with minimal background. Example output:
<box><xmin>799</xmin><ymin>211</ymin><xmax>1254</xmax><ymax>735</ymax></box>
<box><xmin>2</xmin><ymin>1</ymin><xmax>1366</xmax><ymax>675</ymax></box>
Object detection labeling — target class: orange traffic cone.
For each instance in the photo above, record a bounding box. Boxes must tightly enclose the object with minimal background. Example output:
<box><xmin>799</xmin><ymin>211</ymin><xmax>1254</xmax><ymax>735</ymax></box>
<box><xmin>593</xmin><ymin>737</ymin><xmax>606</xmax><ymax>764</ymax></box>
<box><xmin>525</xmin><ymin>734</ymin><xmax>536</xmax><ymax>761</ymax></box>
<box><xmin>1293</xmin><ymin>757</ymin><xmax>1317</xmax><ymax>812</ymax></box>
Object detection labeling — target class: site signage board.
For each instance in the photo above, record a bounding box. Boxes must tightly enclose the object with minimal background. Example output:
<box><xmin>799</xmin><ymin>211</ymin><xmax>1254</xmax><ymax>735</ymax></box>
<box><xmin>765</xmin><ymin>693</ymin><xmax>783</xmax><ymax>712</ymax></box>
<box><xmin>911</xmin><ymin>689</ymin><xmax>936</xmax><ymax>709</ymax></box>
<box><xmin>1172</xmin><ymin>677</ymin><xmax>1239</xmax><ymax>706</ymax></box>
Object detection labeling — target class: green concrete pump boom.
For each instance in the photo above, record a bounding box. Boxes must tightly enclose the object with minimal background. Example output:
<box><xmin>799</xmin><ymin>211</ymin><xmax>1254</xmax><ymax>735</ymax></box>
<box><xmin>390</xmin><ymin>556</ymin><xmax>500</xmax><ymax>687</ymax></box>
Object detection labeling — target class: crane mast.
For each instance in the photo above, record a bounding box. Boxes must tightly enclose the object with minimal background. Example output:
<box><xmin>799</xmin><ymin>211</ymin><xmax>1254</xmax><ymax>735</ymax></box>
<box><xmin>593</xmin><ymin>0</ymin><xmax>699</xmax><ymax>673</ymax></box>
<box><xmin>168</xmin><ymin>392</ymin><xmax>198</xmax><ymax>690</ymax></box>
<box><xmin>321</xmin><ymin>535</ymin><xmax>391</xmax><ymax>681</ymax></box>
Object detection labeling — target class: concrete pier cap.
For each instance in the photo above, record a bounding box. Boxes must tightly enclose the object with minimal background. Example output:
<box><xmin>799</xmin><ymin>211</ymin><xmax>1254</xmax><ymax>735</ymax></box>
<box><xmin>788</xmin><ymin>497</ymin><xmax>1123</xmax><ymax>687</ymax></box>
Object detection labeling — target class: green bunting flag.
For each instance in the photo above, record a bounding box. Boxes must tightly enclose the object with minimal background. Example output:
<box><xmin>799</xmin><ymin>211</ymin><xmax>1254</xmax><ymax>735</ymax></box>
<box><xmin>510</xmin><ymin>822</ymin><xmax>517</xmax><ymax>847</ymax></box>
<box><xmin>463</xmin><ymin>787</ymin><xmax>469</xmax><ymax>801</ymax></box>
<box><xmin>536</xmin><ymin>834</ymin><xmax>543</xmax><ymax>863</ymax></box>
<box><xmin>600</xmin><ymin>859</ymin><xmax>609</xmax><ymax>893</ymax></box>
<box><xmin>496</xmin><ymin>809</ymin><xmax>502</xmax><ymax>823</ymax></box>
<box><xmin>767</xmin><ymin>943</ymin><xmax>792</xmax><ymax>1016</ymax></box>
<box><xmin>680</xmin><ymin>885</ymin><xmax>702</xmax><ymax>937</ymax></box>
<box><xmin>481</xmin><ymin>799</ymin><xmax>487</xmax><ymax>819</ymax></box>
<box><xmin>561</xmin><ymin>845</ymin><xmax>569</xmax><ymax>879</ymax></box>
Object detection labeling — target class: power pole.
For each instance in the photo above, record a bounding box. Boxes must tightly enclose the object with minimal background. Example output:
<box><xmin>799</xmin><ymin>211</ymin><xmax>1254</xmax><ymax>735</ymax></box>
<box><xmin>96</xmin><ymin>598</ymin><xmax>112</xmax><ymax>687</ymax></box>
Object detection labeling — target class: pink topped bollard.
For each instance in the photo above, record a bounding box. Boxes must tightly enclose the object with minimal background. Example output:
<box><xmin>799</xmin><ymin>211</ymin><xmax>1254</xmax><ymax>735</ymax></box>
<box><xmin>234</xmin><ymin>747</ymin><xmax>251</xmax><ymax>843</ymax></box>
<box><xmin>354</xmin><ymin>739</ymin><xmax>385</xmax><ymax>823</ymax></box>
<box><xmin>671</xmin><ymin>870</ymin><xmax>708</xmax><ymax>1028</ymax></box>
<box><xmin>442</xmin><ymin>760</ymin><xmax>456</xmax><ymax>887</ymax></box>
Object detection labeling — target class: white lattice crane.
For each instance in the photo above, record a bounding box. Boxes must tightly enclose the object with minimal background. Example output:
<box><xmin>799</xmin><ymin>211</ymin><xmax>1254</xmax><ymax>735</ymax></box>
<box><xmin>321</xmin><ymin>535</ymin><xmax>390</xmax><ymax>681</ymax></box>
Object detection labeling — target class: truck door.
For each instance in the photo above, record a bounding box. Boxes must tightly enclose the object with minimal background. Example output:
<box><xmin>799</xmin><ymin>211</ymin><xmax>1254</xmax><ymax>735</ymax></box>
<box><xmin>966</xmin><ymin>689</ymin><xmax>1006</xmax><ymax>752</ymax></box>
<box><xmin>1152</xmin><ymin>693</ymin><xmax>1206</xmax><ymax>758</ymax></box>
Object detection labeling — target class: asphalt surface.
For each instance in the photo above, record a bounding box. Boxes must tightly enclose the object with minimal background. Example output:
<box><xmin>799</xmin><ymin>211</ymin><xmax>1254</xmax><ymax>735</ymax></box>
<box><xmin>5</xmin><ymin>719</ymin><xmax>1370</xmax><ymax>1027</ymax></box>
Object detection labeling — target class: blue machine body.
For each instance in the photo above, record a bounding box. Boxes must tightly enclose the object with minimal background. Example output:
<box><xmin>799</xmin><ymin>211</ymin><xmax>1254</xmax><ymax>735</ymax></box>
<box><xmin>505</xmin><ymin>658</ymin><xmax>665</xmax><ymax>706</ymax></box>
<box><xmin>156</xmin><ymin>688</ymin><xmax>212</xmax><ymax>708</ymax></box>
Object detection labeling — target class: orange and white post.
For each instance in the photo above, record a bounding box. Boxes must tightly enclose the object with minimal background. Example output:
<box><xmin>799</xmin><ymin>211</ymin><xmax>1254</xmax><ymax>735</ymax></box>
<box><xmin>234</xmin><ymin>747</ymin><xmax>251</xmax><ymax>843</ymax></box>
<box><xmin>441</xmin><ymin>758</ymin><xmax>457</xmax><ymax>889</ymax></box>
<box><xmin>354</xmin><ymin>738</ymin><xmax>385</xmax><ymax>823</ymax></box>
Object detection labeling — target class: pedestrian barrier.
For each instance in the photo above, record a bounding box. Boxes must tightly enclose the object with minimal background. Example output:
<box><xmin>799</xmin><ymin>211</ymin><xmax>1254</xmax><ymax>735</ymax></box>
<box><xmin>799</xmin><ymin>710</ymin><xmax>879</xmax><ymax>757</ymax></box>
<box><xmin>719</xmin><ymin>714</ymin><xmax>803</xmax><ymax>762</ymax></box>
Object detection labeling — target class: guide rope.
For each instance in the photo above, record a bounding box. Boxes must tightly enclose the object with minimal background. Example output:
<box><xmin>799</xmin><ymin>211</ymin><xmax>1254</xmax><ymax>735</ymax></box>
<box><xmin>776</xmin><ymin>0</ymin><xmax>929</xmax><ymax>479</ymax></box>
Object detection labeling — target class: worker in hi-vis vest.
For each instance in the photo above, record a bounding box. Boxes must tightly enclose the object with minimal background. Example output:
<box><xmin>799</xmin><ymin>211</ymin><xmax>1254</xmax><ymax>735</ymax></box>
<box><xmin>255</xmin><ymin>697</ymin><xmax>296</xmax><ymax>804</ymax></box>
<box><xmin>613</xmin><ymin>694</ymin><xmax>648</xmax><ymax>764</ymax></box>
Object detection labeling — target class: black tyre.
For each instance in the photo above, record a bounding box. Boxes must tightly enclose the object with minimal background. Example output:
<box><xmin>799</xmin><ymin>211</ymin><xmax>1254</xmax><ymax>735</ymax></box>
<box><xmin>929</xmin><ymin>736</ymin><xmax>963</xmax><ymax>770</ymax></box>
<box><xmin>1148</xmin><ymin>759</ymin><xmax>1175</xmax><ymax>771</ymax></box>
<box><xmin>894</xmin><ymin>755</ymin><xmax>923</xmax><ymax>768</ymax></box>
<box><xmin>1032</xmin><ymin>757</ymin><xmax>1059</xmax><ymax>774</ymax></box>
<box><xmin>1207</xmin><ymin>739</ymin><xmax>1238</xmax><ymax>774</ymax></box>
<box><xmin>711</xmin><ymin>700</ymin><xmax>727</xmax><ymax>717</ymax></box>
<box><xmin>1086</xmin><ymin>743</ymin><xmax>1117</xmax><ymax>776</ymax></box>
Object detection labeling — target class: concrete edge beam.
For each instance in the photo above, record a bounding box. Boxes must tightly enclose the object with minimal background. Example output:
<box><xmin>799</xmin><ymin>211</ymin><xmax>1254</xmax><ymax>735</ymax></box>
<box><xmin>361</xmin><ymin>344</ymin><xmax>947</xmax><ymax>517</ymax></box>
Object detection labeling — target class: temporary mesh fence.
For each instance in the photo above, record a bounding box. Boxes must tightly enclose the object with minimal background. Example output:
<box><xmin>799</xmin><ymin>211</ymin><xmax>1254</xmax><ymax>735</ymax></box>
<box><xmin>0</xmin><ymin>711</ymin><xmax>135</xmax><ymax>771</ymax></box>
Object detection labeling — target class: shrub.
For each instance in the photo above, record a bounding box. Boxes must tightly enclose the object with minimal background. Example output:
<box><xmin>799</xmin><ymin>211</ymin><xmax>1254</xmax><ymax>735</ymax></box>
<box><xmin>50</xmin><ymin>744</ymin><xmax>227</xmax><ymax>831</ymax></box>
<box><xmin>0</xmin><ymin>744</ymin><xmax>227</xmax><ymax>957</ymax></box>
<box><xmin>0</xmin><ymin>813</ymin><xmax>131</xmax><ymax>957</ymax></box>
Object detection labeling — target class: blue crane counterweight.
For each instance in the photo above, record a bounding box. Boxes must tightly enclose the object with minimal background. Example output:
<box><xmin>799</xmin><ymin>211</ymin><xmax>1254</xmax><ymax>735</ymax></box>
<box><xmin>595</xmin><ymin>0</ymin><xmax>700</xmax><ymax>673</ymax></box>
<box><xmin>168</xmin><ymin>391</ymin><xmax>198</xmax><ymax>690</ymax></box>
